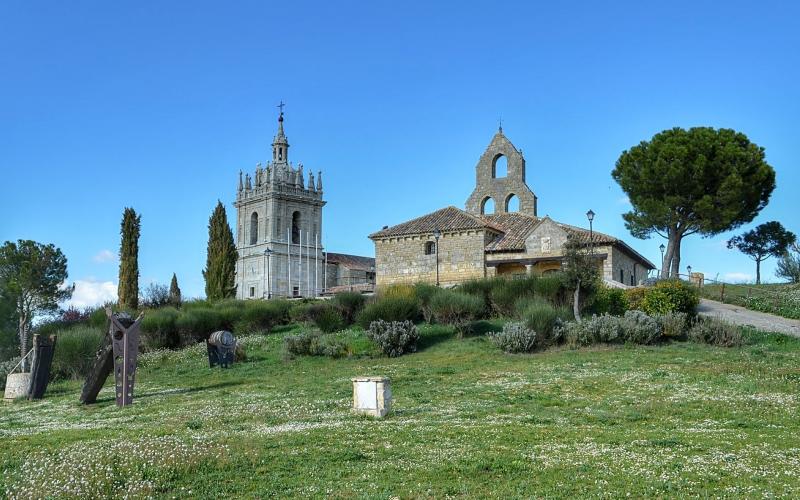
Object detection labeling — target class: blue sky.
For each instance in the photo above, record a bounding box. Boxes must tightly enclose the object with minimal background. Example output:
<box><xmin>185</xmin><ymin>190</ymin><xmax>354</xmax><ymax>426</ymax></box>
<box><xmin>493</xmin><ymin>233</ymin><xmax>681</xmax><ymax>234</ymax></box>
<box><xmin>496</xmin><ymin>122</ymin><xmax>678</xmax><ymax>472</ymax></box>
<box><xmin>1</xmin><ymin>1</ymin><xmax>798</xmax><ymax>306</ymax></box>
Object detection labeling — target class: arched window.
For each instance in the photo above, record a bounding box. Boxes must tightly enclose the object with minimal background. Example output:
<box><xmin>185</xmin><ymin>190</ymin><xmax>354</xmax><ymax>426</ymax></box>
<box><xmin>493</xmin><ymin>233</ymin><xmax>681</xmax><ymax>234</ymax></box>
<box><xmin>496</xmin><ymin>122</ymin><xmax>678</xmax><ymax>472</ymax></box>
<box><xmin>292</xmin><ymin>211</ymin><xmax>301</xmax><ymax>244</ymax></box>
<box><xmin>249</xmin><ymin>212</ymin><xmax>259</xmax><ymax>245</ymax></box>
<box><xmin>279</xmin><ymin>147</ymin><xmax>283</xmax><ymax>161</ymax></box>
<box><xmin>493</xmin><ymin>155</ymin><xmax>507</xmax><ymax>178</ymax></box>
<box><xmin>424</xmin><ymin>241</ymin><xmax>436</xmax><ymax>255</ymax></box>
<box><xmin>505</xmin><ymin>194</ymin><xmax>519</xmax><ymax>212</ymax></box>
<box><xmin>481</xmin><ymin>197</ymin><xmax>495</xmax><ymax>215</ymax></box>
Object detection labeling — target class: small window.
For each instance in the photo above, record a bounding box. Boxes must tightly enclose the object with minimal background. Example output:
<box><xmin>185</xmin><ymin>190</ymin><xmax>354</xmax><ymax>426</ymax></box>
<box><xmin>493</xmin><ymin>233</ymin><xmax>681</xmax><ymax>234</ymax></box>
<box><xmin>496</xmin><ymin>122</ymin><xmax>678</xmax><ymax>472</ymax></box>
<box><xmin>293</xmin><ymin>286</ymin><xmax>299</xmax><ymax>298</ymax></box>
<box><xmin>630</xmin><ymin>274</ymin><xmax>635</xmax><ymax>286</ymax></box>
<box><xmin>619</xmin><ymin>269</ymin><xmax>624</xmax><ymax>283</ymax></box>
<box><xmin>292</xmin><ymin>211</ymin><xmax>301</xmax><ymax>244</ymax></box>
<box><xmin>249</xmin><ymin>212</ymin><xmax>259</xmax><ymax>245</ymax></box>
<box><xmin>424</xmin><ymin>241</ymin><xmax>436</xmax><ymax>255</ymax></box>
<box><xmin>249</xmin><ymin>286</ymin><xmax>255</xmax><ymax>298</ymax></box>
<box><xmin>481</xmin><ymin>197</ymin><xmax>495</xmax><ymax>215</ymax></box>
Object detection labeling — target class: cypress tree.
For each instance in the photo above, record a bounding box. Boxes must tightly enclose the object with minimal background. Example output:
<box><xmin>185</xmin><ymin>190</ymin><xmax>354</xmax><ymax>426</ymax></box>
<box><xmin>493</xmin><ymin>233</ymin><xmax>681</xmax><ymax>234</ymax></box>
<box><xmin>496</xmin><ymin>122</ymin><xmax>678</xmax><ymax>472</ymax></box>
<box><xmin>203</xmin><ymin>201</ymin><xmax>238</xmax><ymax>300</ymax></box>
<box><xmin>169</xmin><ymin>272</ymin><xmax>182</xmax><ymax>306</ymax></box>
<box><xmin>117</xmin><ymin>207</ymin><xmax>141</xmax><ymax>310</ymax></box>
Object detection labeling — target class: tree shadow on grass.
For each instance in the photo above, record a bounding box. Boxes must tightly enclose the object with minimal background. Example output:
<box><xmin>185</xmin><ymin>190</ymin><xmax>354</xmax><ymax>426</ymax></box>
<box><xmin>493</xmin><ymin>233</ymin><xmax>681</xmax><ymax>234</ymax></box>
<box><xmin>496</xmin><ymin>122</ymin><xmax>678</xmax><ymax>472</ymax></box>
<box><xmin>416</xmin><ymin>324</ymin><xmax>454</xmax><ymax>351</ymax></box>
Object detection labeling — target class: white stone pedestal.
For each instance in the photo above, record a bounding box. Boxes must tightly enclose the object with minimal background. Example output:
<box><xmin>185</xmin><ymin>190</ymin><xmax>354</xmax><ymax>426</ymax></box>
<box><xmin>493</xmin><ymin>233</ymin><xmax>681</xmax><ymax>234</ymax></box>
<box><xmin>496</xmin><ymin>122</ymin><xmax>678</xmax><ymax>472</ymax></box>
<box><xmin>352</xmin><ymin>377</ymin><xmax>391</xmax><ymax>417</ymax></box>
<box><xmin>3</xmin><ymin>373</ymin><xmax>31</xmax><ymax>402</ymax></box>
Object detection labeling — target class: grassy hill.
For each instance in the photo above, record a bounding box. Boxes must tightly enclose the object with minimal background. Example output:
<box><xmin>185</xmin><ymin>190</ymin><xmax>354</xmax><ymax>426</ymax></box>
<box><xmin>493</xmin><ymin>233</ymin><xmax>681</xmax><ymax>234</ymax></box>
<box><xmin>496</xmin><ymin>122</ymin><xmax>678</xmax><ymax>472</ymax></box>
<box><xmin>2</xmin><ymin>323</ymin><xmax>799</xmax><ymax>498</ymax></box>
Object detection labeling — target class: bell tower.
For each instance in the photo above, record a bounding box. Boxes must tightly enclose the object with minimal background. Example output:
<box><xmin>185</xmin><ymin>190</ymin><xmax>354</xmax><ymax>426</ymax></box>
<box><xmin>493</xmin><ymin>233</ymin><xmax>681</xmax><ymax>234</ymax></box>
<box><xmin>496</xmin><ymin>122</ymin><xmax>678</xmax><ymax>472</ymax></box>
<box><xmin>465</xmin><ymin>127</ymin><xmax>538</xmax><ymax>216</ymax></box>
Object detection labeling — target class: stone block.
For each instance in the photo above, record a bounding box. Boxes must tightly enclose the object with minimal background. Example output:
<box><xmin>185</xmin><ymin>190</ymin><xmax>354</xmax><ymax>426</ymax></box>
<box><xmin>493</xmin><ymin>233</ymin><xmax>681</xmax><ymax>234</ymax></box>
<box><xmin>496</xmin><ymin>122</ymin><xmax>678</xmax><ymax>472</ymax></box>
<box><xmin>3</xmin><ymin>373</ymin><xmax>31</xmax><ymax>402</ymax></box>
<box><xmin>352</xmin><ymin>376</ymin><xmax>391</xmax><ymax>417</ymax></box>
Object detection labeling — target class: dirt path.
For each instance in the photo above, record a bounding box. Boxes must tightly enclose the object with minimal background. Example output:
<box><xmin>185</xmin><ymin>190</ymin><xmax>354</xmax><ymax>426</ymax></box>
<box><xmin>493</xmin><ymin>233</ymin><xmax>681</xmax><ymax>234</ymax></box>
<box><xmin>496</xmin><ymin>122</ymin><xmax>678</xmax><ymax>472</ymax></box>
<box><xmin>697</xmin><ymin>299</ymin><xmax>800</xmax><ymax>338</ymax></box>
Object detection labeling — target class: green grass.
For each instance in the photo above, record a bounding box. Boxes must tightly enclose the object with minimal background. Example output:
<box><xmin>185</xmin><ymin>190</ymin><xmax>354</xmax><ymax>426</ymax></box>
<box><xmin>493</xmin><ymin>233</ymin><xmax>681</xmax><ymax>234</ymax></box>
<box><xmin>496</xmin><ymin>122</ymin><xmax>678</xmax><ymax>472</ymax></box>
<box><xmin>1</xmin><ymin>324</ymin><xmax>799</xmax><ymax>498</ymax></box>
<box><xmin>699</xmin><ymin>282</ymin><xmax>800</xmax><ymax>319</ymax></box>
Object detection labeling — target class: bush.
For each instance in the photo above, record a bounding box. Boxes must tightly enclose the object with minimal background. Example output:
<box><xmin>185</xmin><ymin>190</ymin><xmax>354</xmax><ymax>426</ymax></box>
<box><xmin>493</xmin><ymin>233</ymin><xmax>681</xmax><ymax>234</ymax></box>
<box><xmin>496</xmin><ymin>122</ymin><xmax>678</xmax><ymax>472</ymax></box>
<box><xmin>624</xmin><ymin>287</ymin><xmax>647</xmax><ymax>311</ymax></box>
<box><xmin>307</xmin><ymin>303</ymin><xmax>345</xmax><ymax>333</ymax></box>
<box><xmin>640</xmin><ymin>280</ymin><xmax>699</xmax><ymax>316</ymax></box>
<box><xmin>413</xmin><ymin>282</ymin><xmax>439</xmax><ymax>323</ymax></box>
<box><xmin>88</xmin><ymin>306</ymin><xmax>112</xmax><ymax>329</ymax></box>
<box><xmin>380</xmin><ymin>284</ymin><xmax>417</xmax><ymax>300</ymax></box>
<box><xmin>620</xmin><ymin>310</ymin><xmax>662</xmax><ymax>345</ymax></box>
<box><xmin>283</xmin><ymin>330</ymin><xmax>347</xmax><ymax>358</ymax></box>
<box><xmin>689</xmin><ymin>317</ymin><xmax>743</xmax><ymax>347</ymax></box>
<box><xmin>558</xmin><ymin>310</ymin><xmax>662</xmax><ymax>346</ymax></box>
<box><xmin>366</xmin><ymin>320</ymin><xmax>419</xmax><ymax>357</ymax></box>
<box><xmin>0</xmin><ymin>357</ymin><xmax>22</xmax><ymax>389</ymax></box>
<box><xmin>141</xmin><ymin>307</ymin><xmax>181</xmax><ymax>349</ymax></box>
<box><xmin>51</xmin><ymin>325</ymin><xmax>105</xmax><ymax>380</ymax></box>
<box><xmin>289</xmin><ymin>301</ymin><xmax>314</xmax><ymax>323</ymax></box>
<box><xmin>489</xmin><ymin>277</ymin><xmax>537</xmax><ymax>317</ymax></box>
<box><xmin>487</xmin><ymin>321</ymin><xmax>537</xmax><ymax>353</ymax></box>
<box><xmin>236</xmin><ymin>300</ymin><xmax>291</xmax><ymax>333</ymax></box>
<box><xmin>656</xmin><ymin>312</ymin><xmax>688</xmax><ymax>339</ymax></box>
<box><xmin>175</xmin><ymin>308</ymin><xmax>225</xmax><ymax>343</ymax></box>
<box><xmin>592</xmin><ymin>287</ymin><xmax>629</xmax><ymax>316</ymax></box>
<box><xmin>518</xmin><ymin>299</ymin><xmax>560</xmax><ymax>342</ymax></box>
<box><xmin>429</xmin><ymin>290</ymin><xmax>484</xmax><ymax>337</ymax></box>
<box><xmin>357</xmin><ymin>296</ymin><xmax>420</xmax><ymax>328</ymax></box>
<box><xmin>458</xmin><ymin>279</ymin><xmax>494</xmax><ymax>313</ymax></box>
<box><xmin>333</xmin><ymin>292</ymin><xmax>366</xmax><ymax>325</ymax></box>
<box><xmin>534</xmin><ymin>274</ymin><xmax>566</xmax><ymax>304</ymax></box>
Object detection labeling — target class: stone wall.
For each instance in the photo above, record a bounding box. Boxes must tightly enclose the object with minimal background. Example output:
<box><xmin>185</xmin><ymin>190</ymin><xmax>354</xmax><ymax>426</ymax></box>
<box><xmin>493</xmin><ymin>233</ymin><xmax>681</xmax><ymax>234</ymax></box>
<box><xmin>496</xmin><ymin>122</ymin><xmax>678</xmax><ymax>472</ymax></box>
<box><xmin>374</xmin><ymin>230</ymin><xmax>488</xmax><ymax>286</ymax></box>
<box><xmin>605</xmin><ymin>246</ymin><xmax>647</xmax><ymax>285</ymax></box>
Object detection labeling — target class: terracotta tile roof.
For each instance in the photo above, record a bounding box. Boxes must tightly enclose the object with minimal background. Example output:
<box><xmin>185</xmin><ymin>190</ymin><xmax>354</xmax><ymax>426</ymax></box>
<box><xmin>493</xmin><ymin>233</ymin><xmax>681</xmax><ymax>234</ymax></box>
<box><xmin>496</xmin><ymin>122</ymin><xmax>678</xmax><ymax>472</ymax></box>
<box><xmin>481</xmin><ymin>213</ymin><xmax>543</xmax><ymax>251</ymax></box>
<box><xmin>325</xmin><ymin>252</ymin><xmax>375</xmax><ymax>271</ymax></box>
<box><xmin>369</xmin><ymin>206</ymin><xmax>502</xmax><ymax>239</ymax></box>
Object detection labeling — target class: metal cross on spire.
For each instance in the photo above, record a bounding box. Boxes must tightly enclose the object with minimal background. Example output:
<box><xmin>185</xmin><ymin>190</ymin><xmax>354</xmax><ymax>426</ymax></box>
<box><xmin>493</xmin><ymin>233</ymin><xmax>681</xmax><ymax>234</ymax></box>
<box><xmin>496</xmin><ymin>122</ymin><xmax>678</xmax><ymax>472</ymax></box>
<box><xmin>498</xmin><ymin>117</ymin><xmax>503</xmax><ymax>133</ymax></box>
<box><xmin>277</xmin><ymin>100</ymin><xmax>286</xmax><ymax>116</ymax></box>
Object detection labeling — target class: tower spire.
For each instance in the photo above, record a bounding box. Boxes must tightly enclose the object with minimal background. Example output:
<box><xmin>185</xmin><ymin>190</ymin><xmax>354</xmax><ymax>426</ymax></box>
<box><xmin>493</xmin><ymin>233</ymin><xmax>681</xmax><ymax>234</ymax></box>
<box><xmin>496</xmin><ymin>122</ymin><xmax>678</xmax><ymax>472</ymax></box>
<box><xmin>272</xmin><ymin>101</ymin><xmax>289</xmax><ymax>164</ymax></box>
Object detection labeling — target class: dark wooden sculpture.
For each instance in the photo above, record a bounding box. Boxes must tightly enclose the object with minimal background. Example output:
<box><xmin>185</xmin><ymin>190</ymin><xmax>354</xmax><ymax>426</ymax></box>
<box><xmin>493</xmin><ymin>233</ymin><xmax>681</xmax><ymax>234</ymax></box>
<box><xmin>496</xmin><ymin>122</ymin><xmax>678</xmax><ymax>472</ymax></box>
<box><xmin>80</xmin><ymin>309</ymin><xmax>142</xmax><ymax>406</ymax></box>
<box><xmin>27</xmin><ymin>334</ymin><xmax>57</xmax><ymax>400</ymax></box>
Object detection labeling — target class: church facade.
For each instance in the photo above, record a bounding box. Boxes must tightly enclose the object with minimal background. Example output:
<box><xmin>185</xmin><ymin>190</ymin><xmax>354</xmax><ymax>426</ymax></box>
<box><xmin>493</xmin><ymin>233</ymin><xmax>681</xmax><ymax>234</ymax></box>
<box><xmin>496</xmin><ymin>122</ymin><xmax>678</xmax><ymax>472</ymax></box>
<box><xmin>369</xmin><ymin>128</ymin><xmax>655</xmax><ymax>287</ymax></box>
<box><xmin>233</xmin><ymin>110</ymin><xmax>374</xmax><ymax>299</ymax></box>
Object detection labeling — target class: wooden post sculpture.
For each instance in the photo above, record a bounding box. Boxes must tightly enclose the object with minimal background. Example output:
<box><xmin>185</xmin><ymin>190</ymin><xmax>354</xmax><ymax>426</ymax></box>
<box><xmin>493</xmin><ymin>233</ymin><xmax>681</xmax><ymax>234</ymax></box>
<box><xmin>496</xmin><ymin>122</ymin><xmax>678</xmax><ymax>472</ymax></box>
<box><xmin>27</xmin><ymin>334</ymin><xmax>57</xmax><ymax>400</ymax></box>
<box><xmin>80</xmin><ymin>309</ymin><xmax>143</xmax><ymax>406</ymax></box>
<box><xmin>110</xmin><ymin>311</ymin><xmax>142</xmax><ymax>407</ymax></box>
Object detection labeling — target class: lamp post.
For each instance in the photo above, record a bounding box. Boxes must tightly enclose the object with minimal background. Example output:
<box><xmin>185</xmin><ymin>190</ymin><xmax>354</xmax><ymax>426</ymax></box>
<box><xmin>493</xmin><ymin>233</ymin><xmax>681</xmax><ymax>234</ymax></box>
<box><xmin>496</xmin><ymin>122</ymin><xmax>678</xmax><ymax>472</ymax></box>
<box><xmin>263</xmin><ymin>248</ymin><xmax>273</xmax><ymax>299</ymax></box>
<box><xmin>586</xmin><ymin>209</ymin><xmax>595</xmax><ymax>257</ymax></box>
<box><xmin>686</xmin><ymin>265</ymin><xmax>692</xmax><ymax>284</ymax></box>
<box><xmin>433</xmin><ymin>229</ymin><xmax>441</xmax><ymax>287</ymax></box>
<box><xmin>659</xmin><ymin>244</ymin><xmax>666</xmax><ymax>278</ymax></box>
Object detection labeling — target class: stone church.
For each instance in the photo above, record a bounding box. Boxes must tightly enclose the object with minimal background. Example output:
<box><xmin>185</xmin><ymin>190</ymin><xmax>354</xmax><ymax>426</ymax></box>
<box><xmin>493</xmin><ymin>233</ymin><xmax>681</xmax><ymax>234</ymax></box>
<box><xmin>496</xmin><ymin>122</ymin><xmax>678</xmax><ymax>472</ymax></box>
<box><xmin>369</xmin><ymin>127</ymin><xmax>655</xmax><ymax>287</ymax></box>
<box><xmin>233</xmin><ymin>109</ymin><xmax>375</xmax><ymax>299</ymax></box>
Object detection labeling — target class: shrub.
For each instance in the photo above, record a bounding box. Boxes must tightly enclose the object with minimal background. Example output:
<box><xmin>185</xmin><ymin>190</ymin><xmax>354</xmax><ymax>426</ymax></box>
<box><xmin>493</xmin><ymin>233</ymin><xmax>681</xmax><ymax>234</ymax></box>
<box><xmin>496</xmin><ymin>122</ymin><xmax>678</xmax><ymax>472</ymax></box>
<box><xmin>656</xmin><ymin>312</ymin><xmax>689</xmax><ymax>339</ymax></box>
<box><xmin>175</xmin><ymin>308</ymin><xmax>225</xmax><ymax>343</ymax></box>
<box><xmin>620</xmin><ymin>310</ymin><xmax>661</xmax><ymax>345</ymax></box>
<box><xmin>624</xmin><ymin>287</ymin><xmax>648</xmax><ymax>311</ymax></box>
<box><xmin>558</xmin><ymin>310</ymin><xmax>662</xmax><ymax>346</ymax></box>
<box><xmin>592</xmin><ymin>287</ymin><xmax>629</xmax><ymax>316</ymax></box>
<box><xmin>289</xmin><ymin>301</ymin><xmax>314</xmax><ymax>323</ymax></box>
<box><xmin>487</xmin><ymin>321</ymin><xmax>537</xmax><ymax>353</ymax></box>
<box><xmin>640</xmin><ymin>280</ymin><xmax>699</xmax><ymax>316</ymax></box>
<box><xmin>357</xmin><ymin>296</ymin><xmax>420</xmax><ymax>328</ymax></box>
<box><xmin>141</xmin><ymin>307</ymin><xmax>181</xmax><ymax>349</ymax></box>
<box><xmin>0</xmin><ymin>357</ymin><xmax>22</xmax><ymax>389</ymax></box>
<box><xmin>88</xmin><ymin>306</ymin><xmax>112</xmax><ymax>329</ymax></box>
<box><xmin>429</xmin><ymin>289</ymin><xmax>484</xmax><ymax>337</ymax></box>
<box><xmin>458</xmin><ymin>279</ymin><xmax>494</xmax><ymax>313</ymax></box>
<box><xmin>333</xmin><ymin>292</ymin><xmax>366</xmax><ymax>325</ymax></box>
<box><xmin>489</xmin><ymin>277</ymin><xmax>537</xmax><ymax>317</ymax></box>
<box><xmin>283</xmin><ymin>330</ymin><xmax>347</xmax><ymax>358</ymax></box>
<box><xmin>366</xmin><ymin>320</ymin><xmax>419</xmax><ymax>357</ymax></box>
<box><xmin>689</xmin><ymin>316</ymin><xmax>743</xmax><ymax>347</ymax></box>
<box><xmin>51</xmin><ymin>325</ymin><xmax>105</xmax><ymax>380</ymax></box>
<box><xmin>236</xmin><ymin>300</ymin><xmax>291</xmax><ymax>333</ymax></box>
<box><xmin>380</xmin><ymin>284</ymin><xmax>417</xmax><ymax>300</ymax></box>
<box><xmin>307</xmin><ymin>303</ymin><xmax>345</xmax><ymax>333</ymax></box>
<box><xmin>518</xmin><ymin>299</ymin><xmax>560</xmax><ymax>341</ymax></box>
<box><xmin>534</xmin><ymin>274</ymin><xmax>566</xmax><ymax>304</ymax></box>
<box><xmin>413</xmin><ymin>282</ymin><xmax>439</xmax><ymax>323</ymax></box>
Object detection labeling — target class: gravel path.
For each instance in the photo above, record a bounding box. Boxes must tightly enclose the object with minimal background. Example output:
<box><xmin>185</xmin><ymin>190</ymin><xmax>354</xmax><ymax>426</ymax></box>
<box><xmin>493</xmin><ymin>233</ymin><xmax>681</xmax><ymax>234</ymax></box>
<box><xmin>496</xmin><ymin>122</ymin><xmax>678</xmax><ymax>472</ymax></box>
<box><xmin>697</xmin><ymin>299</ymin><xmax>800</xmax><ymax>338</ymax></box>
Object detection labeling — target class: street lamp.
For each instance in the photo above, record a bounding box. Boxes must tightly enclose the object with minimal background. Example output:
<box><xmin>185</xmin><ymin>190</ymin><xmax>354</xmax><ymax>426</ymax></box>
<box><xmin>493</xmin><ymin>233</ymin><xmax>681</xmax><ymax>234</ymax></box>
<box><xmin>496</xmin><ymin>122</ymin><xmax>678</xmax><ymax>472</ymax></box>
<box><xmin>433</xmin><ymin>229</ymin><xmax>441</xmax><ymax>287</ymax></box>
<box><xmin>659</xmin><ymin>244</ymin><xmax>666</xmax><ymax>278</ymax></box>
<box><xmin>586</xmin><ymin>209</ymin><xmax>595</xmax><ymax>257</ymax></box>
<box><xmin>263</xmin><ymin>248</ymin><xmax>273</xmax><ymax>299</ymax></box>
<box><xmin>686</xmin><ymin>265</ymin><xmax>692</xmax><ymax>282</ymax></box>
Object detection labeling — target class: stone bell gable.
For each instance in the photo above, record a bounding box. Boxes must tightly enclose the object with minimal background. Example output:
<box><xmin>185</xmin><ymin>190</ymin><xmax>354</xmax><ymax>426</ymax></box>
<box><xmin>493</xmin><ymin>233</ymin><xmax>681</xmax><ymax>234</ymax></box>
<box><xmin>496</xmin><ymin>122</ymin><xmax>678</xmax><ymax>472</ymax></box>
<box><xmin>465</xmin><ymin>128</ymin><xmax>538</xmax><ymax>217</ymax></box>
